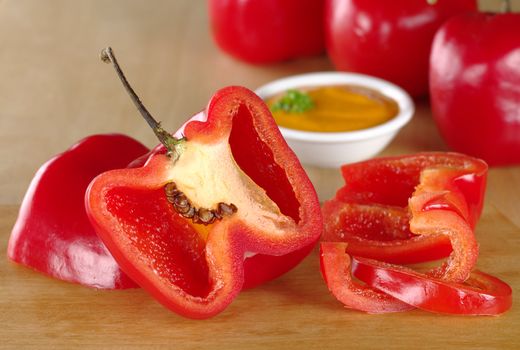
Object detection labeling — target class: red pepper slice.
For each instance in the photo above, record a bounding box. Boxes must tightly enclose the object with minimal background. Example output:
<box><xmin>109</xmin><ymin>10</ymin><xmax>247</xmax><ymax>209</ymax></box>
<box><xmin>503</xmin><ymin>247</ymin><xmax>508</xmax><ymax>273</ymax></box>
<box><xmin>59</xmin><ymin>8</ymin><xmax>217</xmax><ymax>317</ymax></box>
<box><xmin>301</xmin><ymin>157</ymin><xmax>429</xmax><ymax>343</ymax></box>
<box><xmin>320</xmin><ymin>243</ymin><xmax>413</xmax><ymax>313</ymax></box>
<box><xmin>352</xmin><ymin>256</ymin><xmax>512</xmax><ymax>315</ymax></box>
<box><xmin>323</xmin><ymin>153</ymin><xmax>487</xmax><ymax>266</ymax></box>
<box><xmin>86</xmin><ymin>85</ymin><xmax>322</xmax><ymax>318</ymax></box>
<box><xmin>8</xmin><ymin>134</ymin><xmax>149</xmax><ymax>289</ymax></box>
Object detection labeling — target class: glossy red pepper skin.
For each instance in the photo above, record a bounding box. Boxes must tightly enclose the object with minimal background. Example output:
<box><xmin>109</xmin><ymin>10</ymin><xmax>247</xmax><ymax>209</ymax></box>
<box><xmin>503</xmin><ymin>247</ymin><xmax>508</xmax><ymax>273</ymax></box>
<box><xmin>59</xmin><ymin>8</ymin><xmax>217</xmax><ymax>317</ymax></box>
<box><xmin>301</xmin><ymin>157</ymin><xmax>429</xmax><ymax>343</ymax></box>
<box><xmin>430</xmin><ymin>13</ymin><xmax>520</xmax><ymax>166</ymax></box>
<box><xmin>209</xmin><ymin>0</ymin><xmax>325</xmax><ymax>64</ymax></box>
<box><xmin>323</xmin><ymin>153</ymin><xmax>487</xmax><ymax>266</ymax></box>
<box><xmin>86</xmin><ymin>86</ymin><xmax>322</xmax><ymax>318</ymax></box>
<box><xmin>324</xmin><ymin>0</ymin><xmax>477</xmax><ymax>96</ymax></box>
<box><xmin>320</xmin><ymin>243</ymin><xmax>413</xmax><ymax>313</ymax></box>
<box><xmin>8</xmin><ymin>134</ymin><xmax>149</xmax><ymax>289</ymax></box>
<box><xmin>352</xmin><ymin>256</ymin><xmax>512</xmax><ymax>315</ymax></box>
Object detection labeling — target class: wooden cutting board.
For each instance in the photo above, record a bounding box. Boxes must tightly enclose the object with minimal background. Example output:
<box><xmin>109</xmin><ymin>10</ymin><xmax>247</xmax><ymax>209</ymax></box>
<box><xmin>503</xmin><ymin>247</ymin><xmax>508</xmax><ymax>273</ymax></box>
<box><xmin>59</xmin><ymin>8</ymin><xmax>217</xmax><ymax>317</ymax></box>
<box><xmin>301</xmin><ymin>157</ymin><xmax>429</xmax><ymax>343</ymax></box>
<box><xmin>1</xmin><ymin>194</ymin><xmax>519</xmax><ymax>349</ymax></box>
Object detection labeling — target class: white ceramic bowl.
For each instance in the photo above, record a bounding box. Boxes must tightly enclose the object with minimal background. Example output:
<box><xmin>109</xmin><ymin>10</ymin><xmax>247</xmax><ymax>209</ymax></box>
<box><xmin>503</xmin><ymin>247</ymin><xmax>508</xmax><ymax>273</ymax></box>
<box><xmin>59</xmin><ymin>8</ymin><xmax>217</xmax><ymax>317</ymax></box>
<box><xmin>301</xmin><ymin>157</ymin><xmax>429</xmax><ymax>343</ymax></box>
<box><xmin>255</xmin><ymin>72</ymin><xmax>414</xmax><ymax>168</ymax></box>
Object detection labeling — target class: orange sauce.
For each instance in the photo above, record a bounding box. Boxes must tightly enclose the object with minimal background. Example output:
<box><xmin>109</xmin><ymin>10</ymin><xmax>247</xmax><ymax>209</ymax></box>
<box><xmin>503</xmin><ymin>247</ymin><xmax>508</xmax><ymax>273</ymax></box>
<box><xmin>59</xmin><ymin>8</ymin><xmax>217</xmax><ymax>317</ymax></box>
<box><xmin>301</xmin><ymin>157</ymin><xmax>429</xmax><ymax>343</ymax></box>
<box><xmin>267</xmin><ymin>86</ymin><xmax>399</xmax><ymax>132</ymax></box>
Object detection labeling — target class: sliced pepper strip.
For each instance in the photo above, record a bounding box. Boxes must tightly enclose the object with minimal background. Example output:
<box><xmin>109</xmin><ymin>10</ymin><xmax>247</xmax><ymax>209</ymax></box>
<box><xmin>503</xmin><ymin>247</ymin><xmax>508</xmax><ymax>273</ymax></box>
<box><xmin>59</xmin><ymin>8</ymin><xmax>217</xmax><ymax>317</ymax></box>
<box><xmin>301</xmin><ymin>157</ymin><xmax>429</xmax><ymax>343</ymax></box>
<box><xmin>8</xmin><ymin>134</ymin><xmax>149</xmax><ymax>289</ymax></box>
<box><xmin>320</xmin><ymin>243</ymin><xmax>413</xmax><ymax>313</ymax></box>
<box><xmin>86</xmin><ymin>86</ymin><xmax>322</xmax><ymax>318</ymax></box>
<box><xmin>352</xmin><ymin>256</ymin><xmax>512</xmax><ymax>315</ymax></box>
<box><xmin>323</xmin><ymin>153</ymin><xmax>487</xmax><ymax>266</ymax></box>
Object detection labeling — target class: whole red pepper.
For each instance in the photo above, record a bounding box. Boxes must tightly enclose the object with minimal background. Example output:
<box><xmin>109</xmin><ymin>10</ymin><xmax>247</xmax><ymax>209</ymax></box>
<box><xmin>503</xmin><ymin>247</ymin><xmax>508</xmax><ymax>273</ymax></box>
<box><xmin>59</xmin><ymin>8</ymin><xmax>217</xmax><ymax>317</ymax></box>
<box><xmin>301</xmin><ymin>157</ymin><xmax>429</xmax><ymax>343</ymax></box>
<box><xmin>8</xmin><ymin>134</ymin><xmax>149</xmax><ymax>289</ymax></box>
<box><xmin>209</xmin><ymin>0</ymin><xmax>325</xmax><ymax>64</ymax></box>
<box><xmin>430</xmin><ymin>11</ymin><xmax>520</xmax><ymax>165</ymax></box>
<box><xmin>324</xmin><ymin>0</ymin><xmax>477</xmax><ymax>96</ymax></box>
<box><xmin>85</xmin><ymin>48</ymin><xmax>322</xmax><ymax>318</ymax></box>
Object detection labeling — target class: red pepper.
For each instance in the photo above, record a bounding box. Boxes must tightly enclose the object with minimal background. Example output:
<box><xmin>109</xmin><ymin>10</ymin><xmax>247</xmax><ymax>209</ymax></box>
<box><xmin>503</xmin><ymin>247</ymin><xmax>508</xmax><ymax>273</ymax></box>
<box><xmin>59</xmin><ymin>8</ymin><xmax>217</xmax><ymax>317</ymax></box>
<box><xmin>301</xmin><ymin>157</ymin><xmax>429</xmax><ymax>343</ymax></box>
<box><xmin>324</xmin><ymin>0</ymin><xmax>477</xmax><ymax>96</ymax></box>
<box><xmin>323</xmin><ymin>153</ymin><xmax>487</xmax><ymax>266</ymax></box>
<box><xmin>209</xmin><ymin>0</ymin><xmax>325</xmax><ymax>64</ymax></box>
<box><xmin>86</xmin><ymin>49</ymin><xmax>322</xmax><ymax>318</ymax></box>
<box><xmin>320</xmin><ymin>243</ymin><xmax>413</xmax><ymax>313</ymax></box>
<box><xmin>352</xmin><ymin>256</ymin><xmax>512</xmax><ymax>315</ymax></box>
<box><xmin>321</xmin><ymin>153</ymin><xmax>512</xmax><ymax>315</ymax></box>
<box><xmin>430</xmin><ymin>11</ymin><xmax>520</xmax><ymax>166</ymax></box>
<box><xmin>8</xmin><ymin>134</ymin><xmax>149</xmax><ymax>289</ymax></box>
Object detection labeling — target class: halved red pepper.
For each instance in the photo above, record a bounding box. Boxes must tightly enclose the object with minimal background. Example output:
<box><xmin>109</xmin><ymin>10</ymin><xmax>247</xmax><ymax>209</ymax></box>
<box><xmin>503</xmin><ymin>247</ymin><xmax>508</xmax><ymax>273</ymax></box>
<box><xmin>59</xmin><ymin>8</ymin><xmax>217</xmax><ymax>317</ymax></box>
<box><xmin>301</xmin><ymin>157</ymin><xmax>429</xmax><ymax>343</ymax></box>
<box><xmin>8</xmin><ymin>134</ymin><xmax>149</xmax><ymax>289</ymax></box>
<box><xmin>322</xmin><ymin>153</ymin><xmax>487</xmax><ymax>265</ymax></box>
<box><xmin>86</xmin><ymin>48</ymin><xmax>322</xmax><ymax>319</ymax></box>
<box><xmin>352</xmin><ymin>256</ymin><xmax>512</xmax><ymax>315</ymax></box>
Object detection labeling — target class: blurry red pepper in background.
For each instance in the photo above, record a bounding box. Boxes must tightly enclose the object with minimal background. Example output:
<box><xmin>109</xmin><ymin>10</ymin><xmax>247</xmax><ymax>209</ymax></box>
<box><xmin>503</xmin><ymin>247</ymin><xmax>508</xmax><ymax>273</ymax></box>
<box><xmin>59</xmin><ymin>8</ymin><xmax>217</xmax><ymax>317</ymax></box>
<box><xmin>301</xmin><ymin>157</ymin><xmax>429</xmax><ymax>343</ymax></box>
<box><xmin>430</xmin><ymin>12</ymin><xmax>520</xmax><ymax>166</ymax></box>
<box><xmin>209</xmin><ymin>0</ymin><xmax>325</xmax><ymax>64</ymax></box>
<box><xmin>8</xmin><ymin>134</ymin><xmax>149</xmax><ymax>289</ymax></box>
<box><xmin>324</xmin><ymin>0</ymin><xmax>477</xmax><ymax>96</ymax></box>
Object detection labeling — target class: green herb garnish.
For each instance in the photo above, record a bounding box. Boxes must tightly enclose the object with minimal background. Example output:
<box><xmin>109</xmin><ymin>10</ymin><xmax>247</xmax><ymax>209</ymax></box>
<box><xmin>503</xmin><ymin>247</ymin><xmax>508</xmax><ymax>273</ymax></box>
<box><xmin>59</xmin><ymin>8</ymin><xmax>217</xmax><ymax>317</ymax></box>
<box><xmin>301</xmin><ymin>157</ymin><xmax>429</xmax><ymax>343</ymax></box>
<box><xmin>270</xmin><ymin>89</ymin><xmax>315</xmax><ymax>113</ymax></box>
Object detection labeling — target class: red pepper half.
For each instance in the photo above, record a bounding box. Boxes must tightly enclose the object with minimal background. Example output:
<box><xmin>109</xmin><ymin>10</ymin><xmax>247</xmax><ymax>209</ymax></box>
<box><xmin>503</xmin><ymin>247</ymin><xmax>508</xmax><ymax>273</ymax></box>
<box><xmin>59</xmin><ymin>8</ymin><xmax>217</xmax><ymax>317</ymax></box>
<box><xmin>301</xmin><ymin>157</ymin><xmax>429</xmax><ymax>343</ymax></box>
<box><xmin>352</xmin><ymin>256</ymin><xmax>512</xmax><ymax>315</ymax></box>
<box><xmin>86</xmin><ymin>54</ymin><xmax>322</xmax><ymax>319</ymax></box>
<box><xmin>8</xmin><ymin>134</ymin><xmax>149</xmax><ymax>289</ymax></box>
<box><xmin>323</xmin><ymin>153</ymin><xmax>487</xmax><ymax>266</ymax></box>
<box><xmin>320</xmin><ymin>243</ymin><xmax>413</xmax><ymax>313</ymax></box>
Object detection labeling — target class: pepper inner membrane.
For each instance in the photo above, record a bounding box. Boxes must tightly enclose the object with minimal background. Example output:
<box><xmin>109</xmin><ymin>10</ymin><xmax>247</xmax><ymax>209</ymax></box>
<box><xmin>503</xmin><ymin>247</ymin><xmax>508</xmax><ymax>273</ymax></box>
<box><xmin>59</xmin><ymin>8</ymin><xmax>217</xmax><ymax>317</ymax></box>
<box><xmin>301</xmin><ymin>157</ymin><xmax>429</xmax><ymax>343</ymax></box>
<box><xmin>106</xmin><ymin>187</ymin><xmax>211</xmax><ymax>298</ymax></box>
<box><xmin>334</xmin><ymin>205</ymin><xmax>415</xmax><ymax>241</ymax></box>
<box><xmin>228</xmin><ymin>103</ymin><xmax>300</xmax><ymax>223</ymax></box>
<box><xmin>334</xmin><ymin>155</ymin><xmax>475</xmax><ymax>242</ymax></box>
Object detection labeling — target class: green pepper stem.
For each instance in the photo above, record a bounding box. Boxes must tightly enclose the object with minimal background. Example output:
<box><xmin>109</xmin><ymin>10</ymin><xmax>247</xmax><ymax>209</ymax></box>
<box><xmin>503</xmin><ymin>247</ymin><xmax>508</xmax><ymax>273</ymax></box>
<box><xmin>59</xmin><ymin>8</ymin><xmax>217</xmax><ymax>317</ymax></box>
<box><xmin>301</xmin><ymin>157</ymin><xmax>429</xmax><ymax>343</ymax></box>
<box><xmin>502</xmin><ymin>0</ymin><xmax>511</xmax><ymax>12</ymax></box>
<box><xmin>100</xmin><ymin>47</ymin><xmax>185</xmax><ymax>160</ymax></box>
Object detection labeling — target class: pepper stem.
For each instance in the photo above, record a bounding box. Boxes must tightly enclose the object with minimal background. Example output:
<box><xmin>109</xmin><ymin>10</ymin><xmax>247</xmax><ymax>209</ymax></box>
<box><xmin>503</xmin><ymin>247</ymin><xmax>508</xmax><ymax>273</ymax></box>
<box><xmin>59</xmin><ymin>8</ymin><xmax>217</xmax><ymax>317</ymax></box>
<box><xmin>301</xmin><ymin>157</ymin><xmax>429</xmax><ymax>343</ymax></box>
<box><xmin>100</xmin><ymin>47</ymin><xmax>185</xmax><ymax>160</ymax></box>
<box><xmin>502</xmin><ymin>0</ymin><xmax>511</xmax><ymax>12</ymax></box>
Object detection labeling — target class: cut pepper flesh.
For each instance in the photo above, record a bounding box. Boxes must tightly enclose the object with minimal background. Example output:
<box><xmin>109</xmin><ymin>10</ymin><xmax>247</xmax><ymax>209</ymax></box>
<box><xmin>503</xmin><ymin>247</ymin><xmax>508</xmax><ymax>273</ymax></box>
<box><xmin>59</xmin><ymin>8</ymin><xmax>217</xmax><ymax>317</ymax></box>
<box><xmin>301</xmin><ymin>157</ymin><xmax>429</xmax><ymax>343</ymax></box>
<box><xmin>323</xmin><ymin>153</ymin><xmax>487</xmax><ymax>266</ymax></box>
<box><xmin>86</xmin><ymin>86</ymin><xmax>322</xmax><ymax>318</ymax></box>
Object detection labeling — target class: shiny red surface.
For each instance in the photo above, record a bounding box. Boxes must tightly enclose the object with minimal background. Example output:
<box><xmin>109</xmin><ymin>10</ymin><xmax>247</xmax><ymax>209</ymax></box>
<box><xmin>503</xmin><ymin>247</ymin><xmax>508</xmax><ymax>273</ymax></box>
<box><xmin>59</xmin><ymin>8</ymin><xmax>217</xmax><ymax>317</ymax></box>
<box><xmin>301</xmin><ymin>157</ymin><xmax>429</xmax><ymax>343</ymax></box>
<box><xmin>209</xmin><ymin>0</ymin><xmax>324</xmax><ymax>63</ymax></box>
<box><xmin>352</xmin><ymin>256</ymin><xmax>512</xmax><ymax>315</ymax></box>
<box><xmin>320</xmin><ymin>243</ymin><xmax>413</xmax><ymax>313</ymax></box>
<box><xmin>325</xmin><ymin>0</ymin><xmax>477</xmax><ymax>96</ymax></box>
<box><xmin>8</xmin><ymin>134</ymin><xmax>149</xmax><ymax>289</ymax></box>
<box><xmin>430</xmin><ymin>12</ymin><xmax>520</xmax><ymax>166</ymax></box>
<box><xmin>323</xmin><ymin>153</ymin><xmax>487</xmax><ymax>264</ymax></box>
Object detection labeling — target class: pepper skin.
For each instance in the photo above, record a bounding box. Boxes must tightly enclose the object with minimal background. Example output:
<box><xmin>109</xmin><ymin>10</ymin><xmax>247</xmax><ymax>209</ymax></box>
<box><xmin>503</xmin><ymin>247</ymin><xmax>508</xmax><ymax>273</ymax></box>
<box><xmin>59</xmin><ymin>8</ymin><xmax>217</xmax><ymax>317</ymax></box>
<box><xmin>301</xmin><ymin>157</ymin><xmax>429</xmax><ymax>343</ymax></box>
<box><xmin>209</xmin><ymin>0</ymin><xmax>325</xmax><ymax>64</ymax></box>
<box><xmin>430</xmin><ymin>12</ymin><xmax>520</xmax><ymax>165</ymax></box>
<box><xmin>86</xmin><ymin>86</ymin><xmax>322</xmax><ymax>319</ymax></box>
<box><xmin>320</xmin><ymin>243</ymin><xmax>413</xmax><ymax>313</ymax></box>
<box><xmin>325</xmin><ymin>0</ymin><xmax>477</xmax><ymax>96</ymax></box>
<box><xmin>352</xmin><ymin>256</ymin><xmax>512</xmax><ymax>315</ymax></box>
<box><xmin>8</xmin><ymin>134</ymin><xmax>149</xmax><ymax>289</ymax></box>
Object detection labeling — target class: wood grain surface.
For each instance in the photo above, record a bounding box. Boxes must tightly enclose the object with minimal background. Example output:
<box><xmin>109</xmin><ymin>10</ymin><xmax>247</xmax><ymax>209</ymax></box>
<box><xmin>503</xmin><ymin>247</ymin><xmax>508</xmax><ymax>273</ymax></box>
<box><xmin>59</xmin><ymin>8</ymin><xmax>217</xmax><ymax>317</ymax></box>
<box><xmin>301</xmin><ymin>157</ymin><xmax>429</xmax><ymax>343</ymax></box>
<box><xmin>1</xmin><ymin>1</ymin><xmax>519</xmax><ymax>349</ymax></box>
